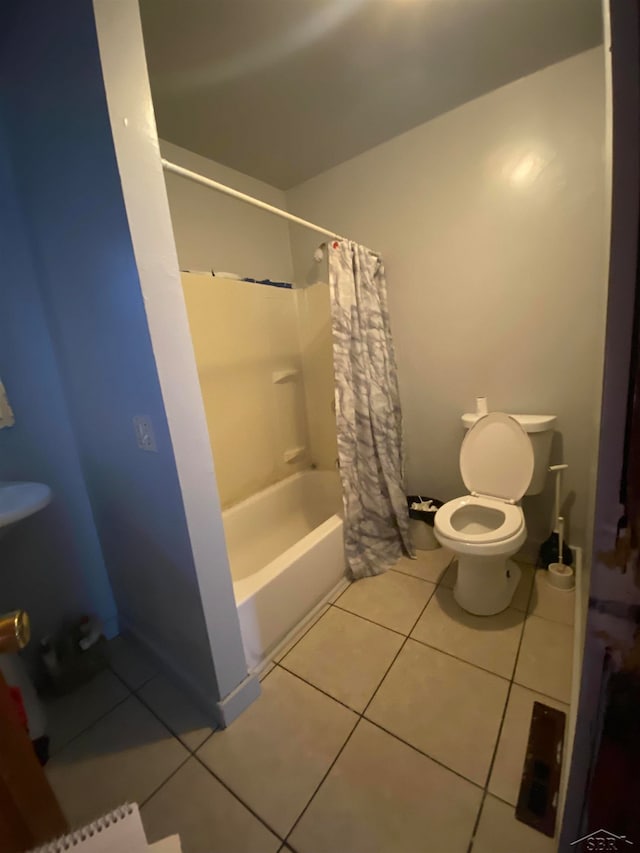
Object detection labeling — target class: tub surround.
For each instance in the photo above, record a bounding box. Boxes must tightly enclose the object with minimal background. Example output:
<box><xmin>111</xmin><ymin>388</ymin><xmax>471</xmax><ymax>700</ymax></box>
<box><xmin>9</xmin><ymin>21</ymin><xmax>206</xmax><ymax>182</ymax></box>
<box><xmin>182</xmin><ymin>272</ymin><xmax>312</xmax><ymax>508</ymax></box>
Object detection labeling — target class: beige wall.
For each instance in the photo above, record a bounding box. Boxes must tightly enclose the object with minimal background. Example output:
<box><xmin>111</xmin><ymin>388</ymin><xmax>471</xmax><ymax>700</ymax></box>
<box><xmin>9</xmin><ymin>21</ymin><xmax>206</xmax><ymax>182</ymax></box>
<box><xmin>287</xmin><ymin>49</ymin><xmax>608</xmax><ymax>552</ymax></box>
<box><xmin>182</xmin><ymin>272</ymin><xmax>312</xmax><ymax>508</ymax></box>
<box><xmin>161</xmin><ymin>139</ymin><xmax>294</xmax><ymax>281</ymax></box>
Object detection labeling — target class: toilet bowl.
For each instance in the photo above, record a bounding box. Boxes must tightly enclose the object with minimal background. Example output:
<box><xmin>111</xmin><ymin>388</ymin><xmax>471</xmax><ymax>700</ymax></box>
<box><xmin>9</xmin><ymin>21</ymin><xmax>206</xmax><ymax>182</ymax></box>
<box><xmin>434</xmin><ymin>412</ymin><xmax>534</xmax><ymax>616</ymax></box>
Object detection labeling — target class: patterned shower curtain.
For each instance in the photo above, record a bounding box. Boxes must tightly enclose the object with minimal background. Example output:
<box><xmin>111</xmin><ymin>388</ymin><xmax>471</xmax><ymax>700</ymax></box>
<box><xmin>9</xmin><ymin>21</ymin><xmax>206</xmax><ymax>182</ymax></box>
<box><xmin>328</xmin><ymin>240</ymin><xmax>413</xmax><ymax>579</ymax></box>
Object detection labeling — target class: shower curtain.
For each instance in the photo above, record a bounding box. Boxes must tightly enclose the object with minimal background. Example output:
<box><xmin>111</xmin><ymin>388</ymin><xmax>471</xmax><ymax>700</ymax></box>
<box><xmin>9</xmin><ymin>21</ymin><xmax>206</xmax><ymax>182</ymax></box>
<box><xmin>328</xmin><ymin>240</ymin><xmax>413</xmax><ymax>579</ymax></box>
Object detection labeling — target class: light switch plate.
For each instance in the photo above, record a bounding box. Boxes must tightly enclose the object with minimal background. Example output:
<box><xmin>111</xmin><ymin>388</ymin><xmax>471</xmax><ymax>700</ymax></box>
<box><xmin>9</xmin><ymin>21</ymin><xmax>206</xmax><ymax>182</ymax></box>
<box><xmin>133</xmin><ymin>415</ymin><xmax>157</xmax><ymax>452</ymax></box>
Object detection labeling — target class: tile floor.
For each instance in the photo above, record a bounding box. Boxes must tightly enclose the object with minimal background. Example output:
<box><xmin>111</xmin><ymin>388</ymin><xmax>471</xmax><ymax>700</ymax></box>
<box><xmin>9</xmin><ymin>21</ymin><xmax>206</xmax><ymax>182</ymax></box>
<box><xmin>45</xmin><ymin>549</ymin><xmax>574</xmax><ymax>853</ymax></box>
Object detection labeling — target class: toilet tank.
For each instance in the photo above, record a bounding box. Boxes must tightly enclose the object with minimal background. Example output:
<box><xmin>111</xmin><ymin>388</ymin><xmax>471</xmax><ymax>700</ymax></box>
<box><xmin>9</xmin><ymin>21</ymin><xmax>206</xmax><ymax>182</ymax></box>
<box><xmin>461</xmin><ymin>413</ymin><xmax>556</xmax><ymax>496</ymax></box>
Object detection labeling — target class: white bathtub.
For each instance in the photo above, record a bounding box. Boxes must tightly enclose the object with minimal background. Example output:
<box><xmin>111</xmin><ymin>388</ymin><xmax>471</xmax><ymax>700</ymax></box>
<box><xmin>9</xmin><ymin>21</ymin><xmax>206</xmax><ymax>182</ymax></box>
<box><xmin>223</xmin><ymin>470</ymin><xmax>346</xmax><ymax>670</ymax></box>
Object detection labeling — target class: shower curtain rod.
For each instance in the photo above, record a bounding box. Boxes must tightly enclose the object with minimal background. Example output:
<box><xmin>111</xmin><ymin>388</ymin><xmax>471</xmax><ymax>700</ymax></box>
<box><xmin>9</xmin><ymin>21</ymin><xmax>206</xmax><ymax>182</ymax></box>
<box><xmin>162</xmin><ymin>158</ymin><xmax>348</xmax><ymax>242</ymax></box>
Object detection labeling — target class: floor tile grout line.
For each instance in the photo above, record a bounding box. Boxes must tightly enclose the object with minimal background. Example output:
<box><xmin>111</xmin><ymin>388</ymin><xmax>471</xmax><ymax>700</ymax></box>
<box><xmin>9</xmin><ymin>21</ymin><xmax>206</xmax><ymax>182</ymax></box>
<box><xmin>270</xmin><ymin>577</ymin><xmax>439</xmax><ymax>735</ymax></box>
<box><xmin>195</xmin><ymin>727</ymin><xmax>217</xmax><ymax>753</ymax></box>
<box><xmin>190</xmin><ymin>750</ymin><xmax>286</xmax><ymax>843</ymax></box>
<box><xmin>48</xmin><ymin>657</ymin><xmax>189</xmax><ymax>762</ymax></box>
<box><xmin>257</xmin><ymin>664</ymin><xmax>277</xmax><ymax>683</ymax></box>
<box><xmin>274</xmin><ymin>605</ymin><xmax>332</xmax><ymax>664</ymax></box>
<box><xmin>130</xmin><ymin>677</ymin><xmax>216</xmax><ymax>755</ymax></box>
<box><xmin>280</xmin><ymin>580</ymin><xmax>463</xmax><ymax>849</ymax></box>
<box><xmin>389</xmin><ymin>566</ymin><xmax>450</xmax><ymax>584</ymax></box>
<box><xmin>264</xmin><ymin>619</ymin><xmax>565</xmax><ymax>851</ymax></box>
<box><xmin>290</xmin><ymin>561</ymin><xmax>536</xmax><ymax>853</ymax></box>
<box><xmin>138</xmin><ymin>622</ymin><xmax>503</xmax><ymax>768</ymax></box>
<box><xmin>332</xmin><ymin>578</ymin><xmax>533</xmax><ymax>683</ymax></box>
<box><xmin>328</xmin><ymin>601</ymin><xmax>408</xmax><ymax>637</ymax></box>
<box><xmin>276</xmin><ymin>659</ymin><xmax>496</xmax><ymax>793</ymax></box>
<box><xmin>194</xmin><ymin>716</ymin><xmax>228</xmax><ymax>754</ymax></box>
<box><xmin>361</xmin><ymin>579</ymin><xmax>437</xmax><ymax>718</ymax></box>
<box><xmin>277</xmin><ymin>586</ymin><xmax>490</xmax><ymax>843</ymax></box>
<box><xmin>528</xmin><ymin>612</ymin><xmax>575</xmax><ymax>629</ymax></box>
<box><xmin>194</xmin><ymin>560</ymin><xmax>549</xmax><ymax>852</ymax></box>
<box><xmin>511</xmin><ymin>679</ymin><xmax>571</xmax><ymax>706</ymax></box>
<box><xmin>525</xmin><ymin>603</ymin><xmax>575</xmax><ymax>629</ymax></box>
<box><xmin>466</xmin><ymin>570</ymin><xmax>540</xmax><ymax>853</ymax></box>
<box><xmin>362</xmin><ymin>716</ymin><xmax>486</xmax><ymax>791</ymax></box>
<box><xmin>466</xmin><ymin>794</ymin><xmax>488</xmax><ymax>853</ymax></box>
<box><xmin>62</xmin><ymin>601</ymin><xmax>559</xmax><ymax>850</ymax></box>
<box><xmin>480</xmin><ymin>789</ymin><xmax>521</xmax><ymax>809</ymax></box>
<box><xmin>365</xmin><ymin>572</ymin><xmax>530</xmax><ymax>840</ymax></box>
<box><xmin>138</xmin><ymin>752</ymin><xmax>193</xmax><ymax>810</ymax></box>
<box><xmin>464</xmin><ymin>681</ymin><xmax>515</xmax><ymax>853</ymax></box>
<box><xmin>486</xmin><ymin>615</ymin><xmax>531</xmax><ymax>769</ymax></box>
<box><xmin>48</xmin><ymin>671</ymin><xmax>201</xmax><ymax>839</ymax></box>
<box><xmin>283</xmin><ymin>552</ymin><xmax>508</xmax><ymax>661</ymax></box>
<box><xmin>137</xmin><ymin>745</ymin><xmax>286</xmax><ymax>845</ymax></box>
<box><xmin>330</xmin><ymin>581</ymin><xmax>350</xmax><ymax>607</ymax></box>
<box><xmin>509</xmin><ymin>566</ymin><xmax>545</xmax><ymax>686</ymax></box>
<box><xmin>523</xmin><ymin>566</ymin><xmax>539</xmax><ymax>617</ymax></box>
<box><xmin>325</xmin><ymin>561</ymin><xmax>553</xmax><ymax>849</ymax></box>
<box><xmin>282</xmin><ymin>715</ymin><xmax>362</xmax><ymax>849</ymax></box>
<box><xmin>274</xmin><ymin>558</ymin><xmax>446</xmax><ymax>668</ymax></box>
<box><xmin>330</xmin><ymin>571</ymin><xmax>569</xmax><ymax>699</ymax></box>
<box><xmin>275</xmin><ymin>662</ymin><xmax>362</xmax><ymax>715</ymax></box>
<box><xmin>57</xmin><ymin>662</ymin><xmax>285</xmax><ymax>844</ymax></box>
<box><xmin>268</xmin><ymin>562</ymin><xmax>563</xmax><ymax>789</ymax></box>
<box><xmin>113</xmin><ymin>662</ymin><xmax>225</xmax><ymax>758</ymax></box>
<box><xmin>110</xmin><ymin>666</ymin><xmax>158</xmax><ymax>693</ymax></box>
<box><xmin>46</xmin><ymin>688</ymin><xmax>133</xmax><ymax>760</ymax></box>
<box><xmin>114</xmin><ymin>669</ymin><xmax>226</xmax><ymax>777</ymax></box>
<box><xmin>470</xmin><ymin>565</ymin><xmax>574</xmax><ymax>850</ymax></box>
<box><xmin>407</xmin><ymin>635</ymin><xmax>516</xmax><ymax>683</ymax></box>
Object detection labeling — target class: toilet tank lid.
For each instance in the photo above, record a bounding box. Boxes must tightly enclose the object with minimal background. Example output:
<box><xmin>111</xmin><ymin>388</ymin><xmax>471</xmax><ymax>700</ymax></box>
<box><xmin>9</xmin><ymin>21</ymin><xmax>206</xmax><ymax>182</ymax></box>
<box><xmin>462</xmin><ymin>413</ymin><xmax>556</xmax><ymax>433</ymax></box>
<box><xmin>460</xmin><ymin>412</ymin><xmax>534</xmax><ymax>502</ymax></box>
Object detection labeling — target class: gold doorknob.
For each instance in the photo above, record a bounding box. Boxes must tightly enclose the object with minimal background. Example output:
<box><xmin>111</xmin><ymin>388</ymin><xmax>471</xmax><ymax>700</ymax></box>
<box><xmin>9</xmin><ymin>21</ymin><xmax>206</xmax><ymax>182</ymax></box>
<box><xmin>0</xmin><ymin>610</ymin><xmax>30</xmax><ymax>653</ymax></box>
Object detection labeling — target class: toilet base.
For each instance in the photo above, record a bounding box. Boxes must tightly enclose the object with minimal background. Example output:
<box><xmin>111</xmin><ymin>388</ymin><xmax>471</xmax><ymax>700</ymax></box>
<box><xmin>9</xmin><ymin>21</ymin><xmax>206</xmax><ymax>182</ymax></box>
<box><xmin>454</xmin><ymin>556</ymin><xmax>521</xmax><ymax>616</ymax></box>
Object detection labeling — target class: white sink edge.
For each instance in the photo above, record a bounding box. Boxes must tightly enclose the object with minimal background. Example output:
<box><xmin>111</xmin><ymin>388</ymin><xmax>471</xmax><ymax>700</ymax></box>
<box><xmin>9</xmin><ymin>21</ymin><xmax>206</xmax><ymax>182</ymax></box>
<box><xmin>0</xmin><ymin>482</ymin><xmax>52</xmax><ymax>528</ymax></box>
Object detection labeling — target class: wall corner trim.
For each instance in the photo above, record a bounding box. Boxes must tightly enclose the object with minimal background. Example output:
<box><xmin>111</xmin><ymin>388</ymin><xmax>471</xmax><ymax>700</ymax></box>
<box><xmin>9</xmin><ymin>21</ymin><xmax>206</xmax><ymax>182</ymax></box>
<box><xmin>215</xmin><ymin>673</ymin><xmax>261</xmax><ymax>728</ymax></box>
<box><xmin>93</xmin><ymin>0</ymin><xmax>251</xmax><ymax>703</ymax></box>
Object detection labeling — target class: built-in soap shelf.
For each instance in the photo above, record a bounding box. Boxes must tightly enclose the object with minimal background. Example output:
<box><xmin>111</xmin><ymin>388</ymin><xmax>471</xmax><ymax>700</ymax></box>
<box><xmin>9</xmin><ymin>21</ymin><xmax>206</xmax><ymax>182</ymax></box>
<box><xmin>272</xmin><ymin>368</ymin><xmax>299</xmax><ymax>384</ymax></box>
<box><xmin>284</xmin><ymin>446</ymin><xmax>306</xmax><ymax>464</ymax></box>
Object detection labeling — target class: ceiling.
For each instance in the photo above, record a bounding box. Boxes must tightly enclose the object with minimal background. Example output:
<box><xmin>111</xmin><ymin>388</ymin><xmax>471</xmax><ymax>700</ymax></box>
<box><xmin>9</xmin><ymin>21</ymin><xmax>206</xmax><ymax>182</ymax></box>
<box><xmin>140</xmin><ymin>0</ymin><xmax>602</xmax><ymax>190</ymax></box>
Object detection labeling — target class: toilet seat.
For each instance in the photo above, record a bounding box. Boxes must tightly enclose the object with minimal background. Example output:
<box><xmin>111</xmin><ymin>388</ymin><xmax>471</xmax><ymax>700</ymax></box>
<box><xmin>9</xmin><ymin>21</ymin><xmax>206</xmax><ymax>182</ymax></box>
<box><xmin>432</xmin><ymin>411</ymin><xmax>537</xmax><ymax>615</ymax></box>
<box><xmin>433</xmin><ymin>413</ymin><xmax>532</xmax><ymax>554</ymax></box>
<box><xmin>434</xmin><ymin>495</ymin><xmax>524</xmax><ymax>545</ymax></box>
<box><xmin>460</xmin><ymin>412</ymin><xmax>534</xmax><ymax>503</ymax></box>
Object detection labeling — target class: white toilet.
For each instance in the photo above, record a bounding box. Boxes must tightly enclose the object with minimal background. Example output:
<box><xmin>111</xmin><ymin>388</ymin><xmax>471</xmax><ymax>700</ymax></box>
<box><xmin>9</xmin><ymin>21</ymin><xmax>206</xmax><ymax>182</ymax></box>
<box><xmin>434</xmin><ymin>411</ymin><xmax>555</xmax><ymax>616</ymax></box>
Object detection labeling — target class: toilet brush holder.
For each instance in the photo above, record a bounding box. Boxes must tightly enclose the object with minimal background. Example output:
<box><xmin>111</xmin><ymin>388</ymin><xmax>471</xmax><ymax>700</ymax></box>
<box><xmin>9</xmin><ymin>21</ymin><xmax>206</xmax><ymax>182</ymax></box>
<box><xmin>546</xmin><ymin>562</ymin><xmax>575</xmax><ymax>591</ymax></box>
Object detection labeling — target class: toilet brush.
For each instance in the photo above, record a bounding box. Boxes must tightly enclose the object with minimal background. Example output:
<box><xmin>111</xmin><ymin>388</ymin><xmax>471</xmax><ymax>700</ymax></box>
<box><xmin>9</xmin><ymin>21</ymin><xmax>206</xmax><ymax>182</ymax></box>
<box><xmin>558</xmin><ymin>516</ymin><xmax>564</xmax><ymax>566</ymax></box>
<box><xmin>547</xmin><ymin>516</ymin><xmax>575</xmax><ymax>589</ymax></box>
<box><xmin>538</xmin><ymin>464</ymin><xmax>573</xmax><ymax>568</ymax></box>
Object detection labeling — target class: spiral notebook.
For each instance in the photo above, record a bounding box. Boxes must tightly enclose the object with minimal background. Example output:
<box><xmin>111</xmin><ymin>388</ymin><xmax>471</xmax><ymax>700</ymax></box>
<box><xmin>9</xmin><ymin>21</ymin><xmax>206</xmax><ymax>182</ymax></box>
<box><xmin>28</xmin><ymin>803</ymin><xmax>149</xmax><ymax>852</ymax></box>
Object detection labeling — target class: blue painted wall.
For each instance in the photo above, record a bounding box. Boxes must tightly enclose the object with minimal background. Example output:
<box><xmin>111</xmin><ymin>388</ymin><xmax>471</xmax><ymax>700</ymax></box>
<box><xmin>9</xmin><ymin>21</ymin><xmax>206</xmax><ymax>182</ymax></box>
<box><xmin>0</xmin><ymin>115</ymin><xmax>118</xmax><ymax>644</ymax></box>
<box><xmin>0</xmin><ymin>1</ymin><xmax>220</xmax><ymax>704</ymax></box>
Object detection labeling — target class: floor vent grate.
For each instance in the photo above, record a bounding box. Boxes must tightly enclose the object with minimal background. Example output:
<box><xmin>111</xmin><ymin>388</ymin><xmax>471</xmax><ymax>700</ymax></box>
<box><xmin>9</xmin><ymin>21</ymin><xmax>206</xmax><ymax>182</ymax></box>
<box><xmin>516</xmin><ymin>700</ymin><xmax>566</xmax><ymax>838</ymax></box>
